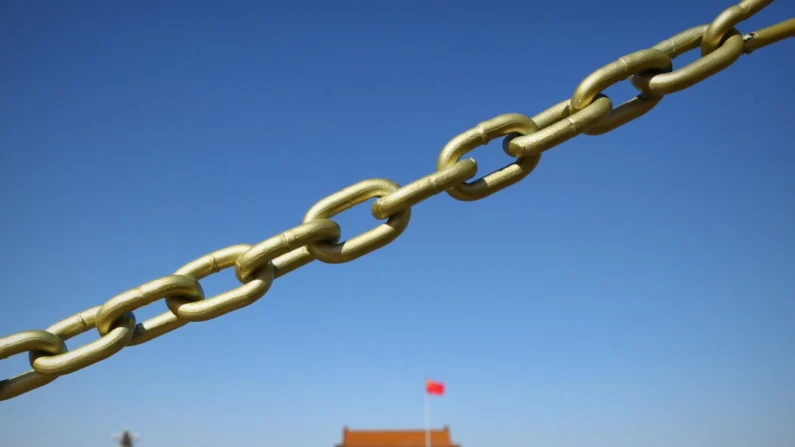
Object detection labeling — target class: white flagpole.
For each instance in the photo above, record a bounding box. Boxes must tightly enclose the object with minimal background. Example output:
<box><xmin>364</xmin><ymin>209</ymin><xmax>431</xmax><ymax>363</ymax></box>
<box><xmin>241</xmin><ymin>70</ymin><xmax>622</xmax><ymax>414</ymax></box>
<box><xmin>425</xmin><ymin>390</ymin><xmax>431</xmax><ymax>447</ymax></box>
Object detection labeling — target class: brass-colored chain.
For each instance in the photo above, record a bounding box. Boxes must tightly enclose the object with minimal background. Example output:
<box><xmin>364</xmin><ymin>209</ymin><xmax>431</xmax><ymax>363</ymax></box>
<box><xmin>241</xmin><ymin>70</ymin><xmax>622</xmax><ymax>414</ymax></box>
<box><xmin>1</xmin><ymin>0</ymin><xmax>793</xmax><ymax>402</ymax></box>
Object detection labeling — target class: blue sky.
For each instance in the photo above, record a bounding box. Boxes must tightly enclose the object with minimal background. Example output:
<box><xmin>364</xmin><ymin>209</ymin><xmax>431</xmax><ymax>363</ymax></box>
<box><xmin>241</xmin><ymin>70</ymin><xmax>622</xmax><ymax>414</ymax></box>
<box><xmin>1</xmin><ymin>1</ymin><xmax>793</xmax><ymax>446</ymax></box>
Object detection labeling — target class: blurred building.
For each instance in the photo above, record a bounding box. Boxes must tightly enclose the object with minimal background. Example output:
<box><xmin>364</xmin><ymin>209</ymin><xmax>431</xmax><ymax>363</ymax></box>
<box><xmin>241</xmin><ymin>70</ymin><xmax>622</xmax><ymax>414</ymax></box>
<box><xmin>336</xmin><ymin>425</ymin><xmax>460</xmax><ymax>447</ymax></box>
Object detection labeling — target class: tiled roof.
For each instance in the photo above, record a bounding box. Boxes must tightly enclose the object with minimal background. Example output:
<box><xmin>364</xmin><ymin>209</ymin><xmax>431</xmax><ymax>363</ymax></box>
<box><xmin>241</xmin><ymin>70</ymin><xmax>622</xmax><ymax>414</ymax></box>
<box><xmin>337</xmin><ymin>426</ymin><xmax>459</xmax><ymax>447</ymax></box>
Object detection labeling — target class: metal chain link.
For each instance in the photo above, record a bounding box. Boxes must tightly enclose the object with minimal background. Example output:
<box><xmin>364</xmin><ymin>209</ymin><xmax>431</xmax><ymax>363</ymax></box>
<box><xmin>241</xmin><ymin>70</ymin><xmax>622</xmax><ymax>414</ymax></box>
<box><xmin>2</xmin><ymin>0</ymin><xmax>793</xmax><ymax>402</ymax></box>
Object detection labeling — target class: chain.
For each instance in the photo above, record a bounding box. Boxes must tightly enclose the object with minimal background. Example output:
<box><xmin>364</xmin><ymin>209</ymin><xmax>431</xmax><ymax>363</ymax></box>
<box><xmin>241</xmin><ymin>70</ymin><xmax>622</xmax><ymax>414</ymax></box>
<box><xmin>2</xmin><ymin>0</ymin><xmax>793</xmax><ymax>402</ymax></box>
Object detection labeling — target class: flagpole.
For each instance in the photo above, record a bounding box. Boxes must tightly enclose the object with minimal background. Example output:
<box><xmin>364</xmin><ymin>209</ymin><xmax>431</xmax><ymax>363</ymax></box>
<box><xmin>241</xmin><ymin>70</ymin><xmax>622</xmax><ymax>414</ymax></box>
<box><xmin>425</xmin><ymin>390</ymin><xmax>431</xmax><ymax>447</ymax></box>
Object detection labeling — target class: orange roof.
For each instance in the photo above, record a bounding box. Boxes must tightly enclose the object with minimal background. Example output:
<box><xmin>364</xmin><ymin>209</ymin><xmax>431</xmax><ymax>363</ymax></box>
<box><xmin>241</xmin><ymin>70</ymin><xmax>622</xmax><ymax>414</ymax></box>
<box><xmin>337</xmin><ymin>426</ymin><xmax>460</xmax><ymax>447</ymax></box>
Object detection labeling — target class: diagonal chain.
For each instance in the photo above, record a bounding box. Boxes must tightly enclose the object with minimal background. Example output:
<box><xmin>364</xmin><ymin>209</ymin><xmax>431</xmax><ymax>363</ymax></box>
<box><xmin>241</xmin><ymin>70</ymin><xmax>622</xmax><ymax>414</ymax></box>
<box><xmin>2</xmin><ymin>0</ymin><xmax>793</xmax><ymax>401</ymax></box>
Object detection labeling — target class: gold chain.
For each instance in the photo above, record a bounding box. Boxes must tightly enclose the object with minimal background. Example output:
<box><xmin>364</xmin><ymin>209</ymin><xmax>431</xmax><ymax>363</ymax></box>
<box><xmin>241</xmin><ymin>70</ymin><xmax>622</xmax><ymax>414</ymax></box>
<box><xmin>2</xmin><ymin>0</ymin><xmax>793</xmax><ymax>402</ymax></box>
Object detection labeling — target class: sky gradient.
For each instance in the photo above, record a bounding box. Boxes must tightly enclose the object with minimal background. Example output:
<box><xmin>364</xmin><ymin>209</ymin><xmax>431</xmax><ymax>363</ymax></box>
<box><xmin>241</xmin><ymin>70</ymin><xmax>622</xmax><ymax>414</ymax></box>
<box><xmin>1</xmin><ymin>1</ymin><xmax>794</xmax><ymax>446</ymax></box>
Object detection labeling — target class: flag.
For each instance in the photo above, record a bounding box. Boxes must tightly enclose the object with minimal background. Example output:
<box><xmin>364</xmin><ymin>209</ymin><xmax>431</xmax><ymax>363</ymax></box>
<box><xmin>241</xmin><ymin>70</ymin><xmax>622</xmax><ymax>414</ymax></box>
<box><xmin>426</xmin><ymin>379</ymin><xmax>445</xmax><ymax>395</ymax></box>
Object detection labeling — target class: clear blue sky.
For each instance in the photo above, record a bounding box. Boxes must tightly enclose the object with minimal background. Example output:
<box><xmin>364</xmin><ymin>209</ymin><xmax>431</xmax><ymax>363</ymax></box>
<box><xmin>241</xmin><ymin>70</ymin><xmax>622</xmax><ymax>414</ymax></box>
<box><xmin>1</xmin><ymin>1</ymin><xmax>793</xmax><ymax>446</ymax></box>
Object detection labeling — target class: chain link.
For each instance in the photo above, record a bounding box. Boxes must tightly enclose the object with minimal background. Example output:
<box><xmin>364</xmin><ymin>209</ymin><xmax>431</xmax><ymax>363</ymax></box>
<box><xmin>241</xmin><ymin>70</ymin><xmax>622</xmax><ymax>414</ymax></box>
<box><xmin>0</xmin><ymin>331</ymin><xmax>67</xmax><ymax>400</ymax></box>
<box><xmin>702</xmin><ymin>0</ymin><xmax>774</xmax><ymax>55</ymax></box>
<box><xmin>438</xmin><ymin>113</ymin><xmax>541</xmax><ymax>201</ymax></box>
<box><xmin>29</xmin><ymin>306</ymin><xmax>136</xmax><ymax>377</ymax></box>
<box><xmin>169</xmin><ymin>245</ymin><xmax>275</xmax><ymax>322</ymax></box>
<box><xmin>1</xmin><ymin>0</ymin><xmax>793</xmax><ymax>401</ymax></box>
<box><xmin>304</xmin><ymin>178</ymin><xmax>412</xmax><ymax>263</ymax></box>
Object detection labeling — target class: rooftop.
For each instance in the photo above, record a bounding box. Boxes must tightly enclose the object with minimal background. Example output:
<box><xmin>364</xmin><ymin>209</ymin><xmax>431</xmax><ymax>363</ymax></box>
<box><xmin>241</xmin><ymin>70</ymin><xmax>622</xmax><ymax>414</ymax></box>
<box><xmin>336</xmin><ymin>425</ymin><xmax>460</xmax><ymax>447</ymax></box>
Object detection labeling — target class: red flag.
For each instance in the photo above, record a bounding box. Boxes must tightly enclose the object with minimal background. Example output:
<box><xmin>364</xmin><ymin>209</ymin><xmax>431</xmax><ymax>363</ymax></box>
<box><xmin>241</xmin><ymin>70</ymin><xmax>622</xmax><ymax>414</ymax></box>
<box><xmin>425</xmin><ymin>379</ymin><xmax>445</xmax><ymax>395</ymax></box>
